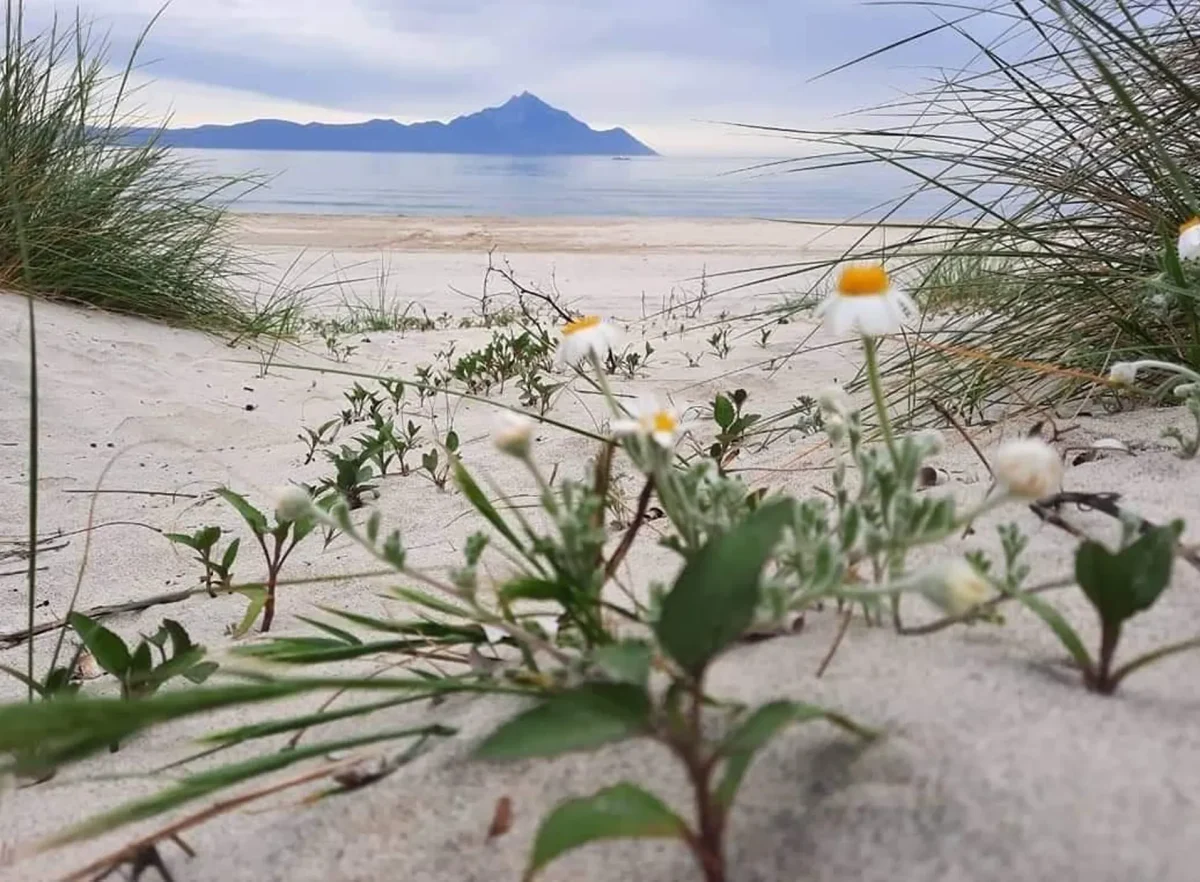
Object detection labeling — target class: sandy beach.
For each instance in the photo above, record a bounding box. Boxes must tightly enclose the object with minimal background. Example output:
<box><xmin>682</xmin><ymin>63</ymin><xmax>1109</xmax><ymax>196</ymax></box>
<box><xmin>2</xmin><ymin>214</ymin><xmax>1199</xmax><ymax>882</ymax></box>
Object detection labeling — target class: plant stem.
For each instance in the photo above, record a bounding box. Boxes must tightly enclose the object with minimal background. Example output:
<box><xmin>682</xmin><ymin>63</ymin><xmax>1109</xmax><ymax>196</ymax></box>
<box><xmin>261</xmin><ymin>535</ymin><xmax>284</xmax><ymax>633</ymax></box>
<box><xmin>25</xmin><ymin>296</ymin><xmax>37</xmax><ymax>701</ymax></box>
<box><xmin>1093</xmin><ymin>619</ymin><xmax>1122</xmax><ymax>694</ymax></box>
<box><xmin>682</xmin><ymin>682</ymin><xmax>725</xmax><ymax>882</ymax></box>
<box><xmin>861</xmin><ymin>334</ymin><xmax>899</xmax><ymax>466</ymax></box>
<box><xmin>1110</xmin><ymin>635</ymin><xmax>1200</xmax><ymax>688</ymax></box>
<box><xmin>604</xmin><ymin>477</ymin><xmax>654</xmax><ymax>583</ymax></box>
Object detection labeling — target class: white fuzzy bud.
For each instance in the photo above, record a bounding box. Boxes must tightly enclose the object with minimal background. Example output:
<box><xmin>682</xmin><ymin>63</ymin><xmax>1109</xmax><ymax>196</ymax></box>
<box><xmin>921</xmin><ymin>559</ymin><xmax>994</xmax><ymax>616</ymax></box>
<box><xmin>274</xmin><ymin>485</ymin><xmax>312</xmax><ymax>523</ymax></box>
<box><xmin>493</xmin><ymin>413</ymin><xmax>534</xmax><ymax>459</ymax></box>
<box><xmin>1108</xmin><ymin>362</ymin><xmax>1138</xmax><ymax>386</ymax></box>
<box><xmin>993</xmin><ymin>439</ymin><xmax>1063</xmax><ymax>500</ymax></box>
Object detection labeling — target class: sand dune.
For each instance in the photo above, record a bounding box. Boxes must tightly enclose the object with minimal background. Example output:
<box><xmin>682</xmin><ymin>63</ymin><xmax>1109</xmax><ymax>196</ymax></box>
<box><xmin>1</xmin><ymin>216</ymin><xmax>1198</xmax><ymax>882</ymax></box>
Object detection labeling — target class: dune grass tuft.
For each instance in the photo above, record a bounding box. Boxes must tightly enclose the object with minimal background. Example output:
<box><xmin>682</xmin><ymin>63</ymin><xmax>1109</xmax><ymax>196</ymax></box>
<box><xmin>0</xmin><ymin>1</ymin><xmax>266</xmax><ymax>334</ymax></box>
<box><xmin>752</xmin><ymin>0</ymin><xmax>1200</xmax><ymax>425</ymax></box>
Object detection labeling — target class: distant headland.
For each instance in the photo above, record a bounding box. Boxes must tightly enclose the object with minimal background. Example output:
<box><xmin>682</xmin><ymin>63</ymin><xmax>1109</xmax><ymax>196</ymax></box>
<box><xmin>124</xmin><ymin>92</ymin><xmax>658</xmax><ymax>157</ymax></box>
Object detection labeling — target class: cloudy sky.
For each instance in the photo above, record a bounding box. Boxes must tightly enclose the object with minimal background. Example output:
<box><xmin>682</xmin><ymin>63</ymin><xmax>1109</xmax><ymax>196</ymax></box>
<box><xmin>23</xmin><ymin>0</ymin><xmax>982</xmax><ymax>155</ymax></box>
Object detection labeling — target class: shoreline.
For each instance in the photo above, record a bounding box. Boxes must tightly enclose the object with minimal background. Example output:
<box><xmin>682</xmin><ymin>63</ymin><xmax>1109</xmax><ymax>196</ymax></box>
<box><xmin>230</xmin><ymin>213</ymin><xmax>898</xmax><ymax>255</ymax></box>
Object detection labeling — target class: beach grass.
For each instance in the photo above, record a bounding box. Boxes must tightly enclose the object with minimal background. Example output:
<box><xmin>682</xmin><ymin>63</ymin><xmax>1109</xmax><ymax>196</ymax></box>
<box><xmin>0</xmin><ymin>0</ymin><xmax>270</xmax><ymax>335</ymax></box>
<box><xmin>752</xmin><ymin>0</ymin><xmax>1200</xmax><ymax>425</ymax></box>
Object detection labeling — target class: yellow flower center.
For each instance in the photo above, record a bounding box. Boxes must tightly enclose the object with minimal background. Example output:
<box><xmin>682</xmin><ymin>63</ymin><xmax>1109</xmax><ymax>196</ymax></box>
<box><xmin>651</xmin><ymin>411</ymin><xmax>678</xmax><ymax>434</ymax></box>
<box><xmin>1181</xmin><ymin>217</ymin><xmax>1200</xmax><ymax>236</ymax></box>
<box><xmin>837</xmin><ymin>265</ymin><xmax>890</xmax><ymax>298</ymax></box>
<box><xmin>563</xmin><ymin>315</ymin><xmax>602</xmax><ymax>336</ymax></box>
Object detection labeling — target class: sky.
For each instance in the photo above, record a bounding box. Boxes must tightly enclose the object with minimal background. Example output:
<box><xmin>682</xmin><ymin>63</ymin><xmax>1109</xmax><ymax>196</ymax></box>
<box><xmin>20</xmin><ymin>0</ymin><xmax>989</xmax><ymax>155</ymax></box>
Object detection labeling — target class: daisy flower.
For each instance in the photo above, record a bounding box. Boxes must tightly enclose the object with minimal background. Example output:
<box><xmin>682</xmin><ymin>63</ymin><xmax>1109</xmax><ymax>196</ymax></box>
<box><xmin>1179</xmin><ymin>217</ymin><xmax>1200</xmax><ymax>262</ymax></box>
<box><xmin>556</xmin><ymin>315</ymin><xmax>621</xmax><ymax>366</ymax></box>
<box><xmin>817</xmin><ymin>264</ymin><xmax>918</xmax><ymax>336</ymax></box>
<box><xmin>612</xmin><ymin>398</ymin><xmax>682</xmax><ymax>448</ymax></box>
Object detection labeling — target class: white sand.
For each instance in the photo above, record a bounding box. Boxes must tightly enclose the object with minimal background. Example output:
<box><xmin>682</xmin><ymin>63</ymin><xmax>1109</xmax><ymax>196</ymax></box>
<box><xmin>1</xmin><ymin>215</ymin><xmax>1199</xmax><ymax>881</ymax></box>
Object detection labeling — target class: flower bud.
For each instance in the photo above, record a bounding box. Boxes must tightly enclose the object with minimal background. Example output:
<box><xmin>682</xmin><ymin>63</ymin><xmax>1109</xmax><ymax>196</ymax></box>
<box><xmin>493</xmin><ymin>413</ymin><xmax>534</xmax><ymax>459</ymax></box>
<box><xmin>921</xmin><ymin>559</ymin><xmax>993</xmax><ymax>616</ymax></box>
<box><xmin>274</xmin><ymin>485</ymin><xmax>312</xmax><ymax>523</ymax></box>
<box><xmin>993</xmin><ymin>439</ymin><xmax>1062</xmax><ymax>500</ymax></box>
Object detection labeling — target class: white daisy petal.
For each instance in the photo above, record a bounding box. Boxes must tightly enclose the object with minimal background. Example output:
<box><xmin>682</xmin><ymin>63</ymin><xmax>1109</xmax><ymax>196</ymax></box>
<box><xmin>819</xmin><ymin>265</ymin><xmax>918</xmax><ymax>338</ymax></box>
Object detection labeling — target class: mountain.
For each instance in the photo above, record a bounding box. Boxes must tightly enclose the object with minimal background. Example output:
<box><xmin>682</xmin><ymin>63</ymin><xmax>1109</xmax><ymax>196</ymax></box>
<box><xmin>126</xmin><ymin>93</ymin><xmax>657</xmax><ymax>156</ymax></box>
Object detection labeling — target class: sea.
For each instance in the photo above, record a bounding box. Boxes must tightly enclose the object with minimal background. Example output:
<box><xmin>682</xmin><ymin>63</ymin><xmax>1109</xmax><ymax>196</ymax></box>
<box><xmin>174</xmin><ymin>149</ymin><xmax>936</xmax><ymax>220</ymax></box>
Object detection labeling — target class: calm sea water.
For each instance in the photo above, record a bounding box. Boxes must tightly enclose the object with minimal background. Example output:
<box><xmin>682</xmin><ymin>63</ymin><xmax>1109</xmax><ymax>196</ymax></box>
<box><xmin>175</xmin><ymin>149</ymin><xmax>931</xmax><ymax>220</ymax></box>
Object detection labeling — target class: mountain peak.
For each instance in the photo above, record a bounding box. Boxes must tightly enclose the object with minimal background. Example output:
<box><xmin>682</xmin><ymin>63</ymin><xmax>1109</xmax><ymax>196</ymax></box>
<box><xmin>494</xmin><ymin>92</ymin><xmax>556</xmax><ymax>114</ymax></box>
<box><xmin>128</xmin><ymin>94</ymin><xmax>658</xmax><ymax>157</ymax></box>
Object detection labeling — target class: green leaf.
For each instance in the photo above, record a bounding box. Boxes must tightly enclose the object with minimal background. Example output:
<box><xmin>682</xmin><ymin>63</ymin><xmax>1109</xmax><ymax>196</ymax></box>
<box><xmin>144</xmin><ymin>624</ymin><xmax>170</xmax><ymax>650</ymax></box>
<box><xmin>499</xmin><ymin>577</ymin><xmax>563</xmax><ymax>603</ymax></box>
<box><xmin>220</xmin><ymin>537</ymin><xmax>241</xmax><ymax>571</ymax></box>
<box><xmin>45</xmin><ymin>726</ymin><xmax>453</xmax><ymax>848</ymax></box>
<box><xmin>69</xmin><ymin>613</ymin><xmax>131</xmax><ymax>677</ymax></box>
<box><xmin>590</xmin><ymin>642</ymin><xmax>653</xmax><ymax>687</ymax></box>
<box><xmin>182</xmin><ymin>662</ymin><xmax>219</xmax><ymax>685</ymax></box>
<box><xmin>1075</xmin><ymin>525</ymin><xmax>1179</xmax><ymax>627</ymax></box>
<box><xmin>130</xmin><ymin>642</ymin><xmax>154</xmax><ymax>677</ymax></box>
<box><xmin>384</xmin><ymin>588</ymin><xmax>476</xmax><ymax>619</ymax></box>
<box><xmin>0</xmin><ymin>682</ymin><xmax>305</xmax><ymax>776</ymax></box>
<box><xmin>713</xmin><ymin>394</ymin><xmax>735</xmax><ymax>429</ymax></box>
<box><xmin>714</xmin><ymin>701</ymin><xmax>875</xmax><ymax>808</ymax></box>
<box><xmin>1011</xmin><ymin>591</ymin><xmax>1093</xmax><ymax>671</ymax></box>
<box><xmin>295</xmin><ymin>615</ymin><xmax>363</xmax><ymax>646</ymax></box>
<box><xmin>162</xmin><ymin>619</ymin><xmax>195</xmax><ymax>656</ymax></box>
<box><xmin>655</xmin><ymin>498</ymin><xmax>794</xmax><ymax>675</ymax></box>
<box><xmin>163</xmin><ymin>532</ymin><xmax>197</xmax><ymax>550</ymax></box>
<box><xmin>215</xmin><ymin>488</ymin><xmax>269</xmax><ymax>535</ymax></box>
<box><xmin>232</xmin><ymin>588</ymin><xmax>268</xmax><ymax>638</ymax></box>
<box><xmin>453</xmin><ymin>458</ymin><xmax>524</xmax><ymax>552</ymax></box>
<box><xmin>524</xmin><ymin>783</ymin><xmax>688</xmax><ymax>882</ymax></box>
<box><xmin>476</xmin><ymin>684</ymin><xmax>651</xmax><ymax>761</ymax></box>
<box><xmin>446</xmin><ymin>430</ymin><xmax>460</xmax><ymax>453</ymax></box>
<box><xmin>0</xmin><ymin>664</ymin><xmax>47</xmax><ymax>697</ymax></box>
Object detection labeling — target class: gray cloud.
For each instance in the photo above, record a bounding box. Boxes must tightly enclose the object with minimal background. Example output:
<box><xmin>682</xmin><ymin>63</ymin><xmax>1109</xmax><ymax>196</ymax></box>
<box><xmin>21</xmin><ymin>0</ymin><xmax>984</xmax><ymax>152</ymax></box>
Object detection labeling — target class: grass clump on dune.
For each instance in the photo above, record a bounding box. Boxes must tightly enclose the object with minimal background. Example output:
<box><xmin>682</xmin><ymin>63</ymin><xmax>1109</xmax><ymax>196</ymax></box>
<box><xmin>0</xmin><ymin>0</ymin><xmax>262</xmax><ymax>334</ymax></box>
<box><xmin>762</xmin><ymin>0</ymin><xmax>1200</xmax><ymax>426</ymax></box>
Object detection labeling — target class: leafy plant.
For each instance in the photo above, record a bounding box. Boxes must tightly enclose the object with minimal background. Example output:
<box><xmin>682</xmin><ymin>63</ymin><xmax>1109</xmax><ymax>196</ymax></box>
<box><xmin>341</xmin><ymin>382</ymin><xmax>384</xmax><ymax>426</ymax></box>
<box><xmin>164</xmin><ymin>526</ymin><xmax>239</xmax><ymax>597</ymax></box>
<box><xmin>322</xmin><ymin>330</ymin><xmax>357</xmax><ymax>363</ymax></box>
<box><xmin>378</xmin><ymin>378</ymin><xmax>406</xmax><ymax>412</ymax></box>
<box><xmin>320</xmin><ymin>446</ymin><xmax>378</xmax><ymax>509</ymax></box>
<box><xmin>1014</xmin><ymin>522</ymin><xmax>1197</xmax><ymax>694</ymax></box>
<box><xmin>614</xmin><ymin>341</ymin><xmax>655</xmax><ymax>379</ymax></box>
<box><xmin>477</xmin><ymin>500</ymin><xmax>874</xmax><ymax>882</ymax></box>
<box><xmin>517</xmin><ymin>368</ymin><xmax>562</xmax><ymax>417</ymax></box>
<box><xmin>420</xmin><ymin>431</ymin><xmax>460</xmax><ymax>491</ymax></box>
<box><xmin>70</xmin><ymin>615</ymin><xmax>217</xmax><ymax>703</ymax></box>
<box><xmin>298</xmin><ymin>418</ymin><xmax>340</xmax><ymax>466</ymax></box>
<box><xmin>215</xmin><ymin>488</ymin><xmax>318</xmax><ymax>633</ymax></box>
<box><xmin>705</xmin><ymin>390</ymin><xmax>761</xmax><ymax>474</ymax></box>
<box><xmin>451</xmin><ymin>327</ymin><xmax>555</xmax><ymax>393</ymax></box>
<box><xmin>707</xmin><ymin>326</ymin><xmax>732</xmax><ymax>360</ymax></box>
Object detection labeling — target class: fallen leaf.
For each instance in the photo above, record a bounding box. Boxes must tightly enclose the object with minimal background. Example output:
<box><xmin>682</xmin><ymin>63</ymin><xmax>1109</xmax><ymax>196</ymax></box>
<box><xmin>488</xmin><ymin>796</ymin><xmax>514</xmax><ymax>839</ymax></box>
